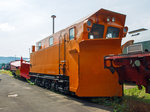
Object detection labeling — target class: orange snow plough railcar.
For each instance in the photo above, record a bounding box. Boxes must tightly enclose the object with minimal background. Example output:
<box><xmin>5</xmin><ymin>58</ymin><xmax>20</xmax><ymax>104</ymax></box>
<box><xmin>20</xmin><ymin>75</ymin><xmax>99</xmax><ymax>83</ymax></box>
<box><xmin>29</xmin><ymin>9</ymin><xmax>128</xmax><ymax>97</ymax></box>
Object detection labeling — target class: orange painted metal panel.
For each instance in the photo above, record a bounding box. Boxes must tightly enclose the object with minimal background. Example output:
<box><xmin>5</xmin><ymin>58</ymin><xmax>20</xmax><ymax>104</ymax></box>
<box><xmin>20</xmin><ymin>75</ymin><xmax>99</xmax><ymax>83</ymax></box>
<box><xmin>76</xmin><ymin>39</ymin><xmax>122</xmax><ymax>97</ymax></box>
<box><xmin>66</xmin><ymin>49</ymin><xmax>79</xmax><ymax>92</ymax></box>
<box><xmin>30</xmin><ymin>45</ymin><xmax>59</xmax><ymax>75</ymax></box>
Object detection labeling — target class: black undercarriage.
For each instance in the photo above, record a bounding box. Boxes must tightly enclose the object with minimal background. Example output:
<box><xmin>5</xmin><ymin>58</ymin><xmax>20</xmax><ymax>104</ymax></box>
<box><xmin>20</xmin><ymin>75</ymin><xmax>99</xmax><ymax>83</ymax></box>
<box><xmin>29</xmin><ymin>72</ymin><xmax>69</xmax><ymax>94</ymax></box>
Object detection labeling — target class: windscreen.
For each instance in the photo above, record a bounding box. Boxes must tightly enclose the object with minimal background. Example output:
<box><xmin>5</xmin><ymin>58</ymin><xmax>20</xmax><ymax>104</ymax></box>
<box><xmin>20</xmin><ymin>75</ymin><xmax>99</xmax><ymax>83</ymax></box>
<box><xmin>106</xmin><ymin>27</ymin><xmax>120</xmax><ymax>38</ymax></box>
<box><xmin>88</xmin><ymin>24</ymin><xmax>104</xmax><ymax>39</ymax></box>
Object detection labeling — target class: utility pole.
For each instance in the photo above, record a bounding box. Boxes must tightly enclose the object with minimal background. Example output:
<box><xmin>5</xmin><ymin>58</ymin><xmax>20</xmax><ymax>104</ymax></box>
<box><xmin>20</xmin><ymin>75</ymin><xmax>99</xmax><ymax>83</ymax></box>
<box><xmin>51</xmin><ymin>15</ymin><xmax>56</xmax><ymax>34</ymax></box>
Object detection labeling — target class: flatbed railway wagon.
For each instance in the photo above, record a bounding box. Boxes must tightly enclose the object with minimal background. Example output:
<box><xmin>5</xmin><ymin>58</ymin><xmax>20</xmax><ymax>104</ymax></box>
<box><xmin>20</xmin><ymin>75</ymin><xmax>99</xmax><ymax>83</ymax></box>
<box><xmin>10</xmin><ymin>57</ymin><xmax>30</xmax><ymax>79</ymax></box>
<box><xmin>30</xmin><ymin>9</ymin><xmax>128</xmax><ymax>97</ymax></box>
<box><xmin>104</xmin><ymin>42</ymin><xmax>150</xmax><ymax>94</ymax></box>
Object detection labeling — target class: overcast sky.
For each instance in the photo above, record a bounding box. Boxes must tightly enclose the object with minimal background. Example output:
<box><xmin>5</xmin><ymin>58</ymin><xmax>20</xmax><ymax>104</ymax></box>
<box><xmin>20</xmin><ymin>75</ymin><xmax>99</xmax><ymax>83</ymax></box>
<box><xmin>0</xmin><ymin>0</ymin><xmax>150</xmax><ymax>58</ymax></box>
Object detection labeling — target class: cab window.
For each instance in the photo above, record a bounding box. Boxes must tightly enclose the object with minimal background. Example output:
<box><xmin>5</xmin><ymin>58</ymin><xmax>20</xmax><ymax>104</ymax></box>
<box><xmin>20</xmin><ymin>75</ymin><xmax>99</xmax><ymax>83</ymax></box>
<box><xmin>88</xmin><ymin>24</ymin><xmax>104</xmax><ymax>39</ymax></box>
<box><xmin>69</xmin><ymin>28</ymin><xmax>75</xmax><ymax>40</ymax></box>
<box><xmin>106</xmin><ymin>27</ymin><xmax>120</xmax><ymax>38</ymax></box>
<box><xmin>49</xmin><ymin>37</ymin><xmax>53</xmax><ymax>46</ymax></box>
<box><xmin>38</xmin><ymin>42</ymin><xmax>41</xmax><ymax>50</ymax></box>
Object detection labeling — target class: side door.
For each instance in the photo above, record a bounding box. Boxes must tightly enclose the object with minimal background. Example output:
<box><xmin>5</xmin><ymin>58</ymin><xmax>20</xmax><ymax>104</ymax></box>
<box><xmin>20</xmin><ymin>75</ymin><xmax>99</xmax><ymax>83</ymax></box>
<box><xmin>59</xmin><ymin>34</ymin><xmax>67</xmax><ymax>75</ymax></box>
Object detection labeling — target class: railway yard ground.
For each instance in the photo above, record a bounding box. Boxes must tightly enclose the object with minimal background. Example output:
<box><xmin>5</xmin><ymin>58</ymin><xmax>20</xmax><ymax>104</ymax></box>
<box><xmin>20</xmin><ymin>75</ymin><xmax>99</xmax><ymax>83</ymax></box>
<box><xmin>0</xmin><ymin>73</ymin><xmax>112</xmax><ymax>112</ymax></box>
<box><xmin>1</xmin><ymin>71</ymin><xmax>150</xmax><ymax>112</ymax></box>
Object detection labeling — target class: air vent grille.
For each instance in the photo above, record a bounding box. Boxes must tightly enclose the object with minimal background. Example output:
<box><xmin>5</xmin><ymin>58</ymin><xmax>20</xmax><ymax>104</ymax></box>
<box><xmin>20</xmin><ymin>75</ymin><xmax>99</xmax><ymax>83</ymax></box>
<box><xmin>127</xmin><ymin>44</ymin><xmax>143</xmax><ymax>54</ymax></box>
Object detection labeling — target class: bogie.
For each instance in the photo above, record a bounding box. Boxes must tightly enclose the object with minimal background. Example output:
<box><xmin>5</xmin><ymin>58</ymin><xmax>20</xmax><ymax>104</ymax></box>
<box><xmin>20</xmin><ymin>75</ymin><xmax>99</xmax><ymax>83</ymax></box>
<box><xmin>30</xmin><ymin>74</ymin><xmax>69</xmax><ymax>94</ymax></box>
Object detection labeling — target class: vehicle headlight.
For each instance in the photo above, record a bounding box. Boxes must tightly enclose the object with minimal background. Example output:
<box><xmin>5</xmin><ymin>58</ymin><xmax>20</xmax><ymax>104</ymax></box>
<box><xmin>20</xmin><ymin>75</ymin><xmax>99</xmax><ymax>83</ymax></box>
<box><xmin>123</xmin><ymin>27</ymin><xmax>128</xmax><ymax>33</ymax></box>
<box><xmin>107</xmin><ymin>17</ymin><xmax>110</xmax><ymax>22</ymax></box>
<box><xmin>87</xmin><ymin>20</ymin><xmax>92</xmax><ymax>27</ymax></box>
<box><xmin>112</xmin><ymin>17</ymin><xmax>115</xmax><ymax>22</ymax></box>
<box><xmin>134</xmin><ymin>60</ymin><xmax>141</xmax><ymax>67</ymax></box>
<box><xmin>87</xmin><ymin>28</ymin><xmax>90</xmax><ymax>32</ymax></box>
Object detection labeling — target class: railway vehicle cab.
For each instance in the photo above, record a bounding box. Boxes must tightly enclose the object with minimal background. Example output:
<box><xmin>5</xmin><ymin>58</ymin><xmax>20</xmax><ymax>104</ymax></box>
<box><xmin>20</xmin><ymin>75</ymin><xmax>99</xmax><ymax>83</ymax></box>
<box><xmin>30</xmin><ymin>9</ymin><xmax>128</xmax><ymax>97</ymax></box>
<box><xmin>82</xmin><ymin>9</ymin><xmax>128</xmax><ymax>40</ymax></box>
